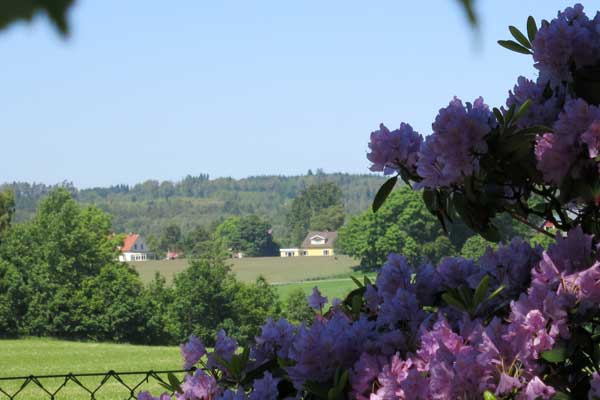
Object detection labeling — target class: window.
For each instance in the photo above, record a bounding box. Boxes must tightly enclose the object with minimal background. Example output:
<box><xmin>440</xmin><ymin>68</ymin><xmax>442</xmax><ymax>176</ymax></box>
<box><xmin>323</xmin><ymin>250</ymin><xmax>329</xmax><ymax>256</ymax></box>
<box><xmin>301</xmin><ymin>251</ymin><xmax>308</xmax><ymax>256</ymax></box>
<box><xmin>134</xmin><ymin>244</ymin><xmax>137</xmax><ymax>250</ymax></box>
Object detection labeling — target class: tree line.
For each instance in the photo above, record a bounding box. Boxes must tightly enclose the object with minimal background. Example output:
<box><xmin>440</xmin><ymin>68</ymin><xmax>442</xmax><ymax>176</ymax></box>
<box><xmin>0</xmin><ymin>188</ymin><xmax>311</xmax><ymax>345</ymax></box>
<box><xmin>1</xmin><ymin>173</ymin><xmax>385</xmax><ymax>246</ymax></box>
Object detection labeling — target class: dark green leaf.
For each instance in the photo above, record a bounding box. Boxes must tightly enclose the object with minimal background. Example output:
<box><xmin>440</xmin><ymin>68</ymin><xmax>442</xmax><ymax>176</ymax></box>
<box><xmin>305</xmin><ymin>381</ymin><xmax>330</xmax><ymax>399</ymax></box>
<box><xmin>516</xmin><ymin>125</ymin><xmax>552</xmax><ymax>135</ymax></box>
<box><xmin>492</xmin><ymin>108</ymin><xmax>504</xmax><ymax>126</ymax></box>
<box><xmin>513</xmin><ymin>99</ymin><xmax>532</xmax><ymax>122</ymax></box>
<box><xmin>541</xmin><ymin>346</ymin><xmax>568</xmax><ymax>363</ymax></box>
<box><xmin>497</xmin><ymin>40</ymin><xmax>532</xmax><ymax>55</ymax></box>
<box><xmin>509</xmin><ymin>26</ymin><xmax>531</xmax><ymax>48</ymax></box>
<box><xmin>372</xmin><ymin>176</ymin><xmax>397</xmax><ymax>212</ymax></box>
<box><xmin>480</xmin><ymin>224</ymin><xmax>501</xmax><ymax>242</ymax></box>
<box><xmin>442</xmin><ymin>292</ymin><xmax>466</xmax><ymax>312</ymax></box>
<box><xmin>457</xmin><ymin>0</ymin><xmax>477</xmax><ymax>27</ymax></box>
<box><xmin>472</xmin><ymin>275</ymin><xmax>490</xmax><ymax>309</ymax></box>
<box><xmin>552</xmin><ymin>392</ymin><xmax>571</xmax><ymax>400</ymax></box>
<box><xmin>486</xmin><ymin>285</ymin><xmax>505</xmax><ymax>302</ymax></box>
<box><xmin>527</xmin><ymin>16</ymin><xmax>537</xmax><ymax>42</ymax></box>
<box><xmin>505</xmin><ymin>104</ymin><xmax>516</xmax><ymax>124</ymax></box>
<box><xmin>351</xmin><ymin>294</ymin><xmax>362</xmax><ymax>318</ymax></box>
<box><xmin>543</xmin><ymin>81</ymin><xmax>553</xmax><ymax>99</ymax></box>
<box><xmin>363</xmin><ymin>275</ymin><xmax>373</xmax><ymax>286</ymax></box>
<box><xmin>0</xmin><ymin>0</ymin><xmax>75</xmax><ymax>36</ymax></box>
<box><xmin>167</xmin><ymin>373</ymin><xmax>182</xmax><ymax>393</ymax></box>
<box><xmin>350</xmin><ymin>276</ymin><xmax>364</xmax><ymax>288</ymax></box>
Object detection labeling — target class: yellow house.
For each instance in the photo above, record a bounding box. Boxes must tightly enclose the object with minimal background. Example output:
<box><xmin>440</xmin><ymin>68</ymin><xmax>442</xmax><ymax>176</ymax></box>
<box><xmin>279</xmin><ymin>231</ymin><xmax>337</xmax><ymax>257</ymax></box>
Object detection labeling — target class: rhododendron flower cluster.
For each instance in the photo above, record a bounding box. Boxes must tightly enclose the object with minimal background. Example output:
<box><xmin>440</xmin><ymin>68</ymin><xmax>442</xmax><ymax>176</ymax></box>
<box><xmin>141</xmin><ymin>4</ymin><xmax>600</xmax><ymax>399</ymax></box>
<box><xmin>416</xmin><ymin>97</ymin><xmax>496</xmax><ymax>188</ymax></box>
<box><xmin>141</xmin><ymin>229</ymin><xmax>600</xmax><ymax>399</ymax></box>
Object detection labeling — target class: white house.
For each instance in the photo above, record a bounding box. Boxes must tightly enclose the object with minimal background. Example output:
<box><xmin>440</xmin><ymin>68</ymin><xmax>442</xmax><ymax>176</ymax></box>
<box><xmin>118</xmin><ymin>233</ymin><xmax>154</xmax><ymax>262</ymax></box>
<box><xmin>279</xmin><ymin>231</ymin><xmax>337</xmax><ymax>257</ymax></box>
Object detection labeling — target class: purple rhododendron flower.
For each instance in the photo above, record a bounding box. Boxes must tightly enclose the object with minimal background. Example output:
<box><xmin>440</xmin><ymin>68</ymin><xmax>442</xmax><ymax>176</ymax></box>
<box><xmin>416</xmin><ymin>97</ymin><xmax>495</xmax><ymax>188</ymax></box>
<box><xmin>533</xmin><ymin>4</ymin><xmax>600</xmax><ymax>83</ymax></box>
<box><xmin>535</xmin><ymin>98</ymin><xmax>600</xmax><ymax>184</ymax></box>
<box><xmin>590</xmin><ymin>372</ymin><xmax>600</xmax><ymax>400</ymax></box>
<box><xmin>506</xmin><ymin>76</ymin><xmax>563</xmax><ymax>128</ymax></box>
<box><xmin>217</xmin><ymin>388</ymin><xmax>246</xmax><ymax>400</ymax></box>
<box><xmin>350</xmin><ymin>352</ymin><xmax>387</xmax><ymax>400</ymax></box>
<box><xmin>519</xmin><ymin>376</ymin><xmax>555</xmax><ymax>400</ymax></box>
<box><xmin>207</xmin><ymin>330</ymin><xmax>238</xmax><ymax>372</ymax></box>
<box><xmin>286</xmin><ymin>313</ymin><xmax>373</xmax><ymax>389</ymax></box>
<box><xmin>367</xmin><ymin>123</ymin><xmax>423</xmax><ymax>176</ymax></box>
<box><xmin>138</xmin><ymin>392</ymin><xmax>171</xmax><ymax>400</ymax></box>
<box><xmin>252</xmin><ymin>318</ymin><xmax>295</xmax><ymax>364</ymax></box>
<box><xmin>177</xmin><ymin>370</ymin><xmax>221</xmax><ymax>400</ymax></box>
<box><xmin>581</xmin><ymin>120</ymin><xmax>600</xmax><ymax>158</ymax></box>
<box><xmin>437</xmin><ymin>256</ymin><xmax>479</xmax><ymax>289</ymax></box>
<box><xmin>306</xmin><ymin>286</ymin><xmax>327</xmax><ymax>310</ymax></box>
<box><xmin>249</xmin><ymin>372</ymin><xmax>280</xmax><ymax>400</ymax></box>
<box><xmin>181</xmin><ymin>335</ymin><xmax>207</xmax><ymax>370</ymax></box>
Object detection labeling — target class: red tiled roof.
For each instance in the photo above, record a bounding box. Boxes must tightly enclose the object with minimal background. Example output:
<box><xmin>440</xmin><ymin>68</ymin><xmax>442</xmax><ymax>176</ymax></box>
<box><xmin>121</xmin><ymin>234</ymin><xmax>139</xmax><ymax>252</ymax></box>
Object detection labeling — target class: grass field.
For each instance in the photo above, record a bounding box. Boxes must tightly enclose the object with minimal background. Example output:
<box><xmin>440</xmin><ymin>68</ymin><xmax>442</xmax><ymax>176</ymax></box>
<box><xmin>0</xmin><ymin>338</ymin><xmax>181</xmax><ymax>400</ymax></box>
<box><xmin>274</xmin><ymin>274</ymin><xmax>376</xmax><ymax>301</ymax></box>
<box><xmin>132</xmin><ymin>255</ymin><xmax>361</xmax><ymax>284</ymax></box>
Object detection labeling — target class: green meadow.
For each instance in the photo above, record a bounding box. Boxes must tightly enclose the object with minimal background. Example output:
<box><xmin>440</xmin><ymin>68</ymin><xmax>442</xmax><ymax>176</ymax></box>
<box><xmin>0</xmin><ymin>338</ymin><xmax>182</xmax><ymax>400</ymax></box>
<box><xmin>132</xmin><ymin>255</ymin><xmax>362</xmax><ymax>284</ymax></box>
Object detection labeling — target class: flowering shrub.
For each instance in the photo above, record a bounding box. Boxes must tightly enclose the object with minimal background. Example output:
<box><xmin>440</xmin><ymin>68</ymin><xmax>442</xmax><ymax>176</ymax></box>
<box><xmin>141</xmin><ymin>4</ymin><xmax>600</xmax><ymax>399</ymax></box>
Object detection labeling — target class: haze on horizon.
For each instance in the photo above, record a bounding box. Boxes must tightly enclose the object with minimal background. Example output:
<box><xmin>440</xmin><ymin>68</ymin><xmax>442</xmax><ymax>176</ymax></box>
<box><xmin>0</xmin><ymin>0</ymin><xmax>584</xmax><ymax>187</ymax></box>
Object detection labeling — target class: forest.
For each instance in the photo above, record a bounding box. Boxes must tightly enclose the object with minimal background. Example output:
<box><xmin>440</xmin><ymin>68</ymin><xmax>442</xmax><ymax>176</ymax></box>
<box><xmin>1</xmin><ymin>172</ymin><xmax>385</xmax><ymax>246</ymax></box>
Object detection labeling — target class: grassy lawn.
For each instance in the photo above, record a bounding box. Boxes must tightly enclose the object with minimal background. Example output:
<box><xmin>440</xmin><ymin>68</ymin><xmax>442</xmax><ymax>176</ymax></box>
<box><xmin>0</xmin><ymin>338</ymin><xmax>182</xmax><ymax>400</ymax></box>
<box><xmin>275</xmin><ymin>273</ymin><xmax>377</xmax><ymax>301</ymax></box>
<box><xmin>132</xmin><ymin>255</ymin><xmax>361</xmax><ymax>284</ymax></box>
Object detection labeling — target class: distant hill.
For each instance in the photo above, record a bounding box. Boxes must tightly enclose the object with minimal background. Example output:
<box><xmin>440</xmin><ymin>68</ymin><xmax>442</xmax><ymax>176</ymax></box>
<box><xmin>1</xmin><ymin>172</ymin><xmax>385</xmax><ymax>242</ymax></box>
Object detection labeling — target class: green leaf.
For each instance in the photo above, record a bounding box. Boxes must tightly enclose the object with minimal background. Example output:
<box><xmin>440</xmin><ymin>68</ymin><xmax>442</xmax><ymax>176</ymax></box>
<box><xmin>541</xmin><ymin>346</ymin><xmax>568</xmax><ymax>363</ymax></box>
<box><xmin>516</xmin><ymin>125</ymin><xmax>552</xmax><ymax>135</ymax></box>
<box><xmin>422</xmin><ymin>189</ymin><xmax>439</xmax><ymax>214</ymax></box>
<box><xmin>351</xmin><ymin>294</ymin><xmax>362</xmax><ymax>318</ymax></box>
<box><xmin>472</xmin><ymin>275</ymin><xmax>490</xmax><ymax>309</ymax></box>
<box><xmin>483</xmin><ymin>391</ymin><xmax>498</xmax><ymax>400</ymax></box>
<box><xmin>527</xmin><ymin>16</ymin><xmax>537</xmax><ymax>42</ymax></box>
<box><xmin>0</xmin><ymin>0</ymin><xmax>76</xmax><ymax>36</ymax></box>
<box><xmin>305</xmin><ymin>381</ymin><xmax>330</xmax><ymax>399</ymax></box>
<box><xmin>593</xmin><ymin>342</ymin><xmax>600</xmax><ymax>364</ymax></box>
<box><xmin>338</xmin><ymin>369</ymin><xmax>349</xmax><ymax>388</ymax></box>
<box><xmin>492</xmin><ymin>107</ymin><xmax>504</xmax><ymax>126</ymax></box>
<box><xmin>486</xmin><ymin>285</ymin><xmax>505</xmax><ymax>302</ymax></box>
<box><xmin>442</xmin><ymin>292</ymin><xmax>466</xmax><ymax>312</ymax></box>
<box><xmin>513</xmin><ymin>99</ymin><xmax>532</xmax><ymax>122</ymax></box>
<box><xmin>363</xmin><ymin>275</ymin><xmax>373</xmax><ymax>286</ymax></box>
<box><xmin>504</xmin><ymin>104</ymin><xmax>516</xmax><ymax>124</ymax></box>
<box><xmin>350</xmin><ymin>276</ymin><xmax>364</xmax><ymax>288</ymax></box>
<box><xmin>167</xmin><ymin>372</ymin><xmax>182</xmax><ymax>393</ymax></box>
<box><xmin>509</xmin><ymin>26</ymin><xmax>531</xmax><ymax>49</ymax></box>
<box><xmin>552</xmin><ymin>392</ymin><xmax>571</xmax><ymax>400</ymax></box>
<box><xmin>543</xmin><ymin>81</ymin><xmax>553</xmax><ymax>99</ymax></box>
<box><xmin>372</xmin><ymin>176</ymin><xmax>397</xmax><ymax>212</ymax></box>
<box><xmin>457</xmin><ymin>0</ymin><xmax>477</xmax><ymax>27</ymax></box>
<box><xmin>497</xmin><ymin>40</ymin><xmax>532</xmax><ymax>55</ymax></box>
<box><xmin>480</xmin><ymin>224</ymin><xmax>501</xmax><ymax>243</ymax></box>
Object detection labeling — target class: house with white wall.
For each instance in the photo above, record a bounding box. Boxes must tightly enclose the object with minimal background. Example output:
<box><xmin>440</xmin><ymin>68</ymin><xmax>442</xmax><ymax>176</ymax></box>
<box><xmin>279</xmin><ymin>231</ymin><xmax>337</xmax><ymax>257</ymax></box>
<box><xmin>118</xmin><ymin>233</ymin><xmax>154</xmax><ymax>262</ymax></box>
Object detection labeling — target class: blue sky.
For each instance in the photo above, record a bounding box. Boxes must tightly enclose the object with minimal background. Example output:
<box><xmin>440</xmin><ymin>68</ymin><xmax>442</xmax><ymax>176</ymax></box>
<box><xmin>0</xmin><ymin>1</ymin><xmax>590</xmax><ymax>187</ymax></box>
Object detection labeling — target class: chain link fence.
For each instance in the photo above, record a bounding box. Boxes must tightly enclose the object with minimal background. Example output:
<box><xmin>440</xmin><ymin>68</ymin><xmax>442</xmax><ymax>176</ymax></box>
<box><xmin>0</xmin><ymin>369</ymin><xmax>192</xmax><ymax>400</ymax></box>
